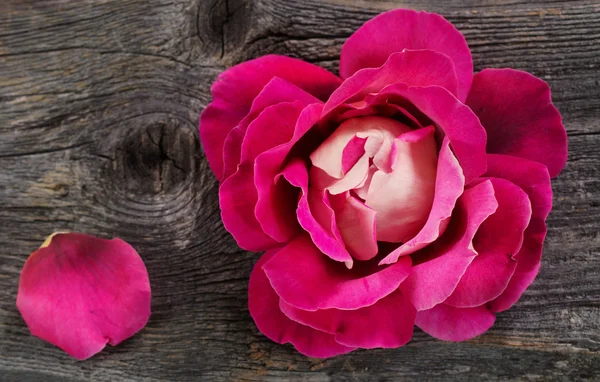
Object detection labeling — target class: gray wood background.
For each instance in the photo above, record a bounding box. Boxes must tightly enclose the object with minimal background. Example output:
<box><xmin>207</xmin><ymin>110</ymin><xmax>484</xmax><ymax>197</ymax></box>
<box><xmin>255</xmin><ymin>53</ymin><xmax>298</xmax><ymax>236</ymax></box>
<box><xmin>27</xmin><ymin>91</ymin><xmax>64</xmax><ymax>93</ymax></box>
<box><xmin>1</xmin><ymin>0</ymin><xmax>599</xmax><ymax>380</ymax></box>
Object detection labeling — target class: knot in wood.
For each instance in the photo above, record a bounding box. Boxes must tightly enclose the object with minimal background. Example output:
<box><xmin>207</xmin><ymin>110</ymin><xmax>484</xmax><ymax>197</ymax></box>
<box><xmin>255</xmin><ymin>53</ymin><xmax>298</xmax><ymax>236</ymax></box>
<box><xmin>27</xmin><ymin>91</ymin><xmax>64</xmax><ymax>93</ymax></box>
<box><xmin>111</xmin><ymin>120</ymin><xmax>198</xmax><ymax>196</ymax></box>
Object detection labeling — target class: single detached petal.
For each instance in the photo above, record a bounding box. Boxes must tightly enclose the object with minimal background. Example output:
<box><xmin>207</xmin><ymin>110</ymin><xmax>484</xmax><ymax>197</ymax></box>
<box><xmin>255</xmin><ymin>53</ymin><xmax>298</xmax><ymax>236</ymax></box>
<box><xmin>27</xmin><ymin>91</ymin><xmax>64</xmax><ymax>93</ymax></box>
<box><xmin>16</xmin><ymin>233</ymin><xmax>151</xmax><ymax>360</ymax></box>
<box><xmin>340</xmin><ymin>9</ymin><xmax>473</xmax><ymax>101</ymax></box>
<box><xmin>485</xmin><ymin>154</ymin><xmax>552</xmax><ymax>312</ymax></box>
<box><xmin>380</xmin><ymin>137</ymin><xmax>465</xmax><ymax>264</ymax></box>
<box><xmin>263</xmin><ymin>235</ymin><xmax>412</xmax><ymax>311</ymax></box>
<box><xmin>444</xmin><ymin>178</ymin><xmax>532</xmax><ymax>308</ymax></box>
<box><xmin>366</xmin><ymin>126</ymin><xmax>438</xmax><ymax>243</ymax></box>
<box><xmin>415</xmin><ymin>304</ymin><xmax>495</xmax><ymax>342</ymax></box>
<box><xmin>376</xmin><ymin>83</ymin><xmax>487</xmax><ymax>183</ymax></box>
<box><xmin>466</xmin><ymin>68</ymin><xmax>567</xmax><ymax>178</ymax></box>
<box><xmin>200</xmin><ymin>55</ymin><xmax>341</xmax><ymax>180</ymax></box>
<box><xmin>249</xmin><ymin>250</ymin><xmax>355</xmax><ymax>358</ymax></box>
<box><xmin>325</xmin><ymin>49</ymin><xmax>459</xmax><ymax>116</ymax></box>
<box><xmin>280</xmin><ymin>290</ymin><xmax>416</xmax><ymax>349</ymax></box>
<box><xmin>402</xmin><ymin>180</ymin><xmax>498</xmax><ymax>311</ymax></box>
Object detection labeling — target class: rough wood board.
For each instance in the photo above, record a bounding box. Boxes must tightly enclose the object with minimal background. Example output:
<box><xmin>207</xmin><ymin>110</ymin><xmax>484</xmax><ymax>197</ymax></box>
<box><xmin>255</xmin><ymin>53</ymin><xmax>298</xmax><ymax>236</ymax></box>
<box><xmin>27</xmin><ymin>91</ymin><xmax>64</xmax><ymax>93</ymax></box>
<box><xmin>1</xmin><ymin>0</ymin><xmax>599</xmax><ymax>380</ymax></box>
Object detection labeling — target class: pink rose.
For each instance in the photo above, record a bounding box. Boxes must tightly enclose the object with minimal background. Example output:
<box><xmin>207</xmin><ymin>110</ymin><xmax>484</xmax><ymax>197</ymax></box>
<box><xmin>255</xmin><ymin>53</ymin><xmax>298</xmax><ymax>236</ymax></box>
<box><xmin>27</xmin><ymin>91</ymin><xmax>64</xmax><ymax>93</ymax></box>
<box><xmin>199</xmin><ymin>9</ymin><xmax>567</xmax><ymax>357</ymax></box>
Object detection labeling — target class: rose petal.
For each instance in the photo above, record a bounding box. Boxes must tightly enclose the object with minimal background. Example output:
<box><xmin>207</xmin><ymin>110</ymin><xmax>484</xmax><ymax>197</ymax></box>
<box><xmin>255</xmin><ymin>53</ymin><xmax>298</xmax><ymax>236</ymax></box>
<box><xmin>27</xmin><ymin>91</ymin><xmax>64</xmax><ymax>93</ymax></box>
<box><xmin>366</xmin><ymin>126</ymin><xmax>438</xmax><ymax>243</ymax></box>
<box><xmin>340</xmin><ymin>9</ymin><xmax>473</xmax><ymax>101</ymax></box>
<box><xmin>415</xmin><ymin>304</ymin><xmax>495</xmax><ymax>342</ymax></box>
<box><xmin>310</xmin><ymin>116</ymin><xmax>411</xmax><ymax>180</ymax></box>
<box><xmin>486</xmin><ymin>154</ymin><xmax>552</xmax><ymax>221</ymax></box>
<box><xmin>489</xmin><ymin>220</ymin><xmax>546</xmax><ymax>312</ymax></box>
<box><xmin>220</xmin><ymin>102</ymin><xmax>307</xmax><ymax>251</ymax></box>
<box><xmin>16</xmin><ymin>233</ymin><xmax>151</xmax><ymax>360</ymax></box>
<box><xmin>325</xmin><ymin>49</ymin><xmax>459</xmax><ymax>116</ymax></box>
<box><xmin>254</xmin><ymin>104</ymin><xmax>323</xmax><ymax>242</ymax></box>
<box><xmin>401</xmin><ymin>180</ymin><xmax>498</xmax><ymax>311</ymax></box>
<box><xmin>444</xmin><ymin>178</ymin><xmax>532</xmax><ymax>308</ymax></box>
<box><xmin>380</xmin><ymin>137</ymin><xmax>465</xmax><ymax>264</ymax></box>
<box><xmin>249</xmin><ymin>250</ymin><xmax>355</xmax><ymax>358</ymax></box>
<box><xmin>263</xmin><ymin>235</ymin><xmax>412</xmax><ymax>311</ymax></box>
<box><xmin>485</xmin><ymin>154</ymin><xmax>552</xmax><ymax>312</ymax></box>
<box><xmin>465</xmin><ymin>69</ymin><xmax>567</xmax><ymax>178</ymax></box>
<box><xmin>200</xmin><ymin>55</ymin><xmax>341</xmax><ymax>180</ymax></box>
<box><xmin>280</xmin><ymin>159</ymin><xmax>353</xmax><ymax>264</ymax></box>
<box><xmin>222</xmin><ymin>77</ymin><xmax>322</xmax><ymax>179</ymax></box>
<box><xmin>375</xmin><ymin>84</ymin><xmax>487</xmax><ymax>183</ymax></box>
<box><xmin>331</xmin><ymin>193</ymin><xmax>378</xmax><ymax>261</ymax></box>
<box><xmin>280</xmin><ymin>290</ymin><xmax>416</xmax><ymax>349</ymax></box>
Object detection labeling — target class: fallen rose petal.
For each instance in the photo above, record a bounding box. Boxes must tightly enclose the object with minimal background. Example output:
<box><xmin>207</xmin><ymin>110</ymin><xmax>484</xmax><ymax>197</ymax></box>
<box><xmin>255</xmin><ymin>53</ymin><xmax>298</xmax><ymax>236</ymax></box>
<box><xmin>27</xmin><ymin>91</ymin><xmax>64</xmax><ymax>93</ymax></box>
<box><xmin>466</xmin><ymin>68</ymin><xmax>567</xmax><ymax>178</ymax></box>
<box><xmin>340</xmin><ymin>9</ymin><xmax>473</xmax><ymax>101</ymax></box>
<box><xmin>16</xmin><ymin>232</ymin><xmax>151</xmax><ymax>360</ymax></box>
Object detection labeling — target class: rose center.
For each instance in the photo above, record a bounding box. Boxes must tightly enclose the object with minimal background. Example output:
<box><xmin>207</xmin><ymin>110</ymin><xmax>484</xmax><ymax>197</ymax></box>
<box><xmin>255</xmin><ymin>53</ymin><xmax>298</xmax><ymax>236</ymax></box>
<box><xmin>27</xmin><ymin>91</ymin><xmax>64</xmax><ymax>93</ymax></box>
<box><xmin>309</xmin><ymin>116</ymin><xmax>438</xmax><ymax>262</ymax></box>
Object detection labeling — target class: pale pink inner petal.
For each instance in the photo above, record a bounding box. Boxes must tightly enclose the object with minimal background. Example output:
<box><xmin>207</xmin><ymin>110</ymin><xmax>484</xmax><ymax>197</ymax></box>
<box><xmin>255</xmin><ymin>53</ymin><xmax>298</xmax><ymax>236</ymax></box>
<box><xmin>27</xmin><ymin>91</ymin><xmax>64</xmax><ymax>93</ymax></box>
<box><xmin>379</xmin><ymin>137</ymin><xmax>465</xmax><ymax>264</ymax></box>
<box><xmin>308</xmin><ymin>116</ymin><xmax>439</xmax><ymax>261</ymax></box>
<box><xmin>365</xmin><ymin>126</ymin><xmax>438</xmax><ymax>243</ymax></box>
<box><xmin>310</xmin><ymin>116</ymin><xmax>411</xmax><ymax>180</ymax></box>
<box><xmin>331</xmin><ymin>193</ymin><xmax>378</xmax><ymax>261</ymax></box>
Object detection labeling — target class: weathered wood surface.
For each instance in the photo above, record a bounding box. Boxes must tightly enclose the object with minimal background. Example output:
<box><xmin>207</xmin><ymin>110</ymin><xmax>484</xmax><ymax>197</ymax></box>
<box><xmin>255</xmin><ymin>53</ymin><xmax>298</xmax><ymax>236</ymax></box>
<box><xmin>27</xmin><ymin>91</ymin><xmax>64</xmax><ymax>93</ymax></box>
<box><xmin>1</xmin><ymin>0</ymin><xmax>599</xmax><ymax>380</ymax></box>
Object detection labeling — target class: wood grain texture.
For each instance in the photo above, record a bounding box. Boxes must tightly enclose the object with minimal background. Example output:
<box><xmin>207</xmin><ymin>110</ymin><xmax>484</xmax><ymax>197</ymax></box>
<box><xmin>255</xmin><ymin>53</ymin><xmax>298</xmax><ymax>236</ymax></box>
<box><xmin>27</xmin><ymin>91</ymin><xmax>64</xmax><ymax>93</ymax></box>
<box><xmin>1</xmin><ymin>0</ymin><xmax>599</xmax><ymax>380</ymax></box>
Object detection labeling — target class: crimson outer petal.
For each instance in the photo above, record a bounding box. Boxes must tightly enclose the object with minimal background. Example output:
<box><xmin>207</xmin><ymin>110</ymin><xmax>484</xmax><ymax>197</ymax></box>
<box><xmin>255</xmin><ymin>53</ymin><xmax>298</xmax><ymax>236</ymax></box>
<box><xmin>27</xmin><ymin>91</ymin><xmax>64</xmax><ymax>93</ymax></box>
<box><xmin>219</xmin><ymin>103</ymin><xmax>323</xmax><ymax>251</ymax></box>
<box><xmin>485</xmin><ymin>154</ymin><xmax>553</xmax><ymax>312</ymax></box>
<box><xmin>374</xmin><ymin>84</ymin><xmax>487</xmax><ymax>183</ymax></box>
<box><xmin>324</xmin><ymin>49</ymin><xmax>460</xmax><ymax>116</ymax></box>
<box><xmin>16</xmin><ymin>233</ymin><xmax>151</xmax><ymax>360</ymax></box>
<box><xmin>249</xmin><ymin>250</ymin><xmax>356</xmax><ymax>358</ymax></box>
<box><xmin>401</xmin><ymin>180</ymin><xmax>498</xmax><ymax>311</ymax></box>
<box><xmin>199</xmin><ymin>55</ymin><xmax>341</xmax><ymax>181</ymax></box>
<box><xmin>340</xmin><ymin>9</ymin><xmax>473</xmax><ymax>101</ymax></box>
<box><xmin>415</xmin><ymin>304</ymin><xmax>495</xmax><ymax>342</ymax></box>
<box><xmin>263</xmin><ymin>235</ymin><xmax>412</xmax><ymax>311</ymax></box>
<box><xmin>280</xmin><ymin>290</ymin><xmax>415</xmax><ymax>349</ymax></box>
<box><xmin>444</xmin><ymin>178</ymin><xmax>532</xmax><ymax>308</ymax></box>
<box><xmin>466</xmin><ymin>68</ymin><xmax>567</xmax><ymax>178</ymax></box>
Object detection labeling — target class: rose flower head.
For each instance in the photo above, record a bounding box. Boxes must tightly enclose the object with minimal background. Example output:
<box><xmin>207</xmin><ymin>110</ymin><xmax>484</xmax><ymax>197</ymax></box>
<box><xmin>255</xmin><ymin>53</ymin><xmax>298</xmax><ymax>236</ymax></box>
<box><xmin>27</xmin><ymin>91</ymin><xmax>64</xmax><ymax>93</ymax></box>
<box><xmin>199</xmin><ymin>9</ymin><xmax>567</xmax><ymax>357</ymax></box>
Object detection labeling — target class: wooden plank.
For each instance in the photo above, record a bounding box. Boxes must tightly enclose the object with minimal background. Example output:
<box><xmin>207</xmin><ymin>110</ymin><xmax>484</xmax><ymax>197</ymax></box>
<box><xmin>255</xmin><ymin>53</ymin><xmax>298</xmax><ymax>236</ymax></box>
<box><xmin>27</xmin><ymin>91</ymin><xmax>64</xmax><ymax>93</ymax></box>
<box><xmin>0</xmin><ymin>0</ymin><xmax>599</xmax><ymax>380</ymax></box>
